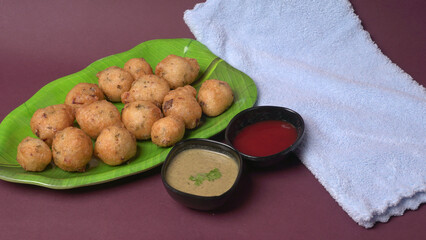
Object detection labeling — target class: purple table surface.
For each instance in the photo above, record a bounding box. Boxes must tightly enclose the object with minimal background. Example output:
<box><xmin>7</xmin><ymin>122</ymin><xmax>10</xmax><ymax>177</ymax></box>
<box><xmin>0</xmin><ymin>0</ymin><xmax>425</xmax><ymax>239</ymax></box>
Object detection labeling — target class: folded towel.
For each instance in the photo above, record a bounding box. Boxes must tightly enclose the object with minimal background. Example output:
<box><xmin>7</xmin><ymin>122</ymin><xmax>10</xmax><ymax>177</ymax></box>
<box><xmin>184</xmin><ymin>0</ymin><xmax>426</xmax><ymax>228</ymax></box>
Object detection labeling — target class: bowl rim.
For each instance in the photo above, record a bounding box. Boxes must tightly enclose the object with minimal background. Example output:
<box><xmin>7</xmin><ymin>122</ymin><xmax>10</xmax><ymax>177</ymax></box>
<box><xmin>161</xmin><ymin>138</ymin><xmax>243</xmax><ymax>200</ymax></box>
<box><xmin>224</xmin><ymin>105</ymin><xmax>305</xmax><ymax>162</ymax></box>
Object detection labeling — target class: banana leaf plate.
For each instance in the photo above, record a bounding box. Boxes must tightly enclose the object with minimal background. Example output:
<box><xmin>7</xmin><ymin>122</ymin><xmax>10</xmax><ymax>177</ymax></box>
<box><xmin>0</xmin><ymin>38</ymin><xmax>257</xmax><ymax>189</ymax></box>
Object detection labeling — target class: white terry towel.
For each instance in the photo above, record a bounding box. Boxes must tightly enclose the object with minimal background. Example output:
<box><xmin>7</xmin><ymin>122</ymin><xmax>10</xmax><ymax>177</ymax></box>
<box><xmin>184</xmin><ymin>0</ymin><xmax>426</xmax><ymax>228</ymax></box>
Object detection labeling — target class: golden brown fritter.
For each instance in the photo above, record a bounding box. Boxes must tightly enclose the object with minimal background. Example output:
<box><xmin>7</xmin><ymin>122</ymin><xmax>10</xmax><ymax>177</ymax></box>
<box><xmin>155</xmin><ymin>55</ymin><xmax>199</xmax><ymax>89</ymax></box>
<box><xmin>52</xmin><ymin>127</ymin><xmax>93</xmax><ymax>172</ymax></box>
<box><xmin>123</xmin><ymin>58</ymin><xmax>153</xmax><ymax>79</ymax></box>
<box><xmin>97</xmin><ymin>66</ymin><xmax>134</xmax><ymax>102</ymax></box>
<box><xmin>94</xmin><ymin>125</ymin><xmax>137</xmax><ymax>166</ymax></box>
<box><xmin>151</xmin><ymin>115</ymin><xmax>185</xmax><ymax>147</ymax></box>
<box><xmin>65</xmin><ymin>82</ymin><xmax>105</xmax><ymax>113</ymax></box>
<box><xmin>166</xmin><ymin>85</ymin><xmax>197</xmax><ymax>98</ymax></box>
<box><xmin>30</xmin><ymin>104</ymin><xmax>75</xmax><ymax>146</ymax></box>
<box><xmin>197</xmin><ymin>79</ymin><xmax>234</xmax><ymax>117</ymax></box>
<box><xmin>16</xmin><ymin>137</ymin><xmax>52</xmax><ymax>172</ymax></box>
<box><xmin>162</xmin><ymin>86</ymin><xmax>202</xmax><ymax>129</ymax></box>
<box><xmin>121</xmin><ymin>74</ymin><xmax>170</xmax><ymax>107</ymax></box>
<box><xmin>75</xmin><ymin>100</ymin><xmax>122</xmax><ymax>139</ymax></box>
<box><xmin>121</xmin><ymin>100</ymin><xmax>163</xmax><ymax>140</ymax></box>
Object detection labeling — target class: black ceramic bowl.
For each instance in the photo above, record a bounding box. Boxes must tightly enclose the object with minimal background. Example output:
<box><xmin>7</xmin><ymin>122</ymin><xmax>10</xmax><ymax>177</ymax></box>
<box><xmin>161</xmin><ymin>138</ymin><xmax>243</xmax><ymax>211</ymax></box>
<box><xmin>225</xmin><ymin>106</ymin><xmax>305</xmax><ymax>167</ymax></box>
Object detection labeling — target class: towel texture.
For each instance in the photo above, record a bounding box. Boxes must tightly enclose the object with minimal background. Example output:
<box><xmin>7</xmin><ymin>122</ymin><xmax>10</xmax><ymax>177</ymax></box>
<box><xmin>184</xmin><ymin>0</ymin><xmax>426</xmax><ymax>228</ymax></box>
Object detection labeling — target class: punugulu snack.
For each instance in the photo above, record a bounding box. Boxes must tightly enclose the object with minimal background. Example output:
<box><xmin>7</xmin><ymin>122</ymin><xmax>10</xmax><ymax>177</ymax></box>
<box><xmin>155</xmin><ymin>55</ymin><xmax>200</xmax><ymax>89</ymax></box>
<box><xmin>122</xmin><ymin>100</ymin><xmax>163</xmax><ymax>140</ymax></box>
<box><xmin>17</xmin><ymin>53</ymin><xmax>236</xmax><ymax>173</ymax></box>
<box><xmin>162</xmin><ymin>85</ymin><xmax>202</xmax><ymax>129</ymax></box>
<box><xmin>123</xmin><ymin>58</ymin><xmax>153</xmax><ymax>79</ymax></box>
<box><xmin>197</xmin><ymin>79</ymin><xmax>234</xmax><ymax>117</ymax></box>
<box><xmin>94</xmin><ymin>125</ymin><xmax>137</xmax><ymax>166</ymax></box>
<box><xmin>52</xmin><ymin>127</ymin><xmax>93</xmax><ymax>172</ymax></box>
<box><xmin>151</xmin><ymin>115</ymin><xmax>185</xmax><ymax>147</ymax></box>
<box><xmin>97</xmin><ymin>66</ymin><xmax>134</xmax><ymax>102</ymax></box>
<box><xmin>16</xmin><ymin>137</ymin><xmax>52</xmax><ymax>172</ymax></box>
<box><xmin>121</xmin><ymin>74</ymin><xmax>170</xmax><ymax>107</ymax></box>
<box><xmin>65</xmin><ymin>82</ymin><xmax>105</xmax><ymax>112</ymax></box>
<box><xmin>167</xmin><ymin>85</ymin><xmax>197</xmax><ymax>98</ymax></box>
<box><xmin>30</xmin><ymin>104</ymin><xmax>75</xmax><ymax>146</ymax></box>
<box><xmin>75</xmin><ymin>100</ymin><xmax>122</xmax><ymax>139</ymax></box>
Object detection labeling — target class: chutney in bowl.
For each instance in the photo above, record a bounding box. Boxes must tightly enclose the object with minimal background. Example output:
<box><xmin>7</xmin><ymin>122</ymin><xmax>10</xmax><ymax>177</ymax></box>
<box><xmin>161</xmin><ymin>138</ymin><xmax>243</xmax><ymax>210</ymax></box>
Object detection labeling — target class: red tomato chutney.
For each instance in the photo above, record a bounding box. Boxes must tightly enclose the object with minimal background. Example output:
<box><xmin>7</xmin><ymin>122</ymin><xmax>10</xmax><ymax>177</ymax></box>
<box><xmin>232</xmin><ymin>120</ymin><xmax>298</xmax><ymax>157</ymax></box>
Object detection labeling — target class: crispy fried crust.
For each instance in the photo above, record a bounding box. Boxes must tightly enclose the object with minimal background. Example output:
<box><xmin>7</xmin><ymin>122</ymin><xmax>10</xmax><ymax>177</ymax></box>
<box><xmin>52</xmin><ymin>127</ymin><xmax>93</xmax><ymax>172</ymax></box>
<box><xmin>120</xmin><ymin>74</ymin><xmax>170</xmax><ymax>107</ymax></box>
<box><xmin>162</xmin><ymin>86</ymin><xmax>201</xmax><ymax>129</ymax></box>
<box><xmin>155</xmin><ymin>55</ymin><xmax>199</xmax><ymax>89</ymax></box>
<box><xmin>151</xmin><ymin>115</ymin><xmax>185</xmax><ymax>147</ymax></box>
<box><xmin>95</xmin><ymin>125</ymin><xmax>137</xmax><ymax>166</ymax></box>
<box><xmin>30</xmin><ymin>104</ymin><xmax>75</xmax><ymax>146</ymax></box>
<box><xmin>122</xmin><ymin>100</ymin><xmax>163</xmax><ymax>140</ymax></box>
<box><xmin>197</xmin><ymin>79</ymin><xmax>234</xmax><ymax>117</ymax></box>
<box><xmin>123</xmin><ymin>58</ymin><xmax>153</xmax><ymax>79</ymax></box>
<box><xmin>17</xmin><ymin>137</ymin><xmax>52</xmax><ymax>172</ymax></box>
<box><xmin>65</xmin><ymin>83</ymin><xmax>105</xmax><ymax>113</ymax></box>
<box><xmin>97</xmin><ymin>66</ymin><xmax>134</xmax><ymax>102</ymax></box>
<box><xmin>75</xmin><ymin>100</ymin><xmax>122</xmax><ymax>139</ymax></box>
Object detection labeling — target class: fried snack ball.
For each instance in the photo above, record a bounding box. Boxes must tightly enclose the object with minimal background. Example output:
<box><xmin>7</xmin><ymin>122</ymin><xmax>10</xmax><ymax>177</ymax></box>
<box><xmin>167</xmin><ymin>85</ymin><xmax>197</xmax><ymax>98</ymax></box>
<box><xmin>162</xmin><ymin>86</ymin><xmax>202</xmax><ymax>129</ymax></box>
<box><xmin>65</xmin><ymin>83</ymin><xmax>105</xmax><ymax>112</ymax></box>
<box><xmin>155</xmin><ymin>55</ymin><xmax>200</xmax><ymax>89</ymax></box>
<box><xmin>122</xmin><ymin>100</ymin><xmax>163</xmax><ymax>140</ymax></box>
<box><xmin>16</xmin><ymin>137</ymin><xmax>52</xmax><ymax>172</ymax></box>
<box><xmin>97</xmin><ymin>66</ymin><xmax>134</xmax><ymax>102</ymax></box>
<box><xmin>75</xmin><ymin>100</ymin><xmax>122</xmax><ymax>139</ymax></box>
<box><xmin>30</xmin><ymin>104</ymin><xmax>75</xmax><ymax>146</ymax></box>
<box><xmin>52</xmin><ymin>127</ymin><xmax>93</xmax><ymax>172</ymax></box>
<box><xmin>151</xmin><ymin>115</ymin><xmax>185</xmax><ymax>147</ymax></box>
<box><xmin>123</xmin><ymin>58</ymin><xmax>153</xmax><ymax>79</ymax></box>
<box><xmin>197</xmin><ymin>79</ymin><xmax>234</xmax><ymax>117</ymax></box>
<box><xmin>121</xmin><ymin>74</ymin><xmax>170</xmax><ymax>107</ymax></box>
<box><xmin>94</xmin><ymin>125</ymin><xmax>137</xmax><ymax>166</ymax></box>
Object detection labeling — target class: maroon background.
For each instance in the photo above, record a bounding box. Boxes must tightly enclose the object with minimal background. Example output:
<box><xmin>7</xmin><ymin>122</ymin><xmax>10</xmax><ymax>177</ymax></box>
<box><xmin>0</xmin><ymin>0</ymin><xmax>425</xmax><ymax>239</ymax></box>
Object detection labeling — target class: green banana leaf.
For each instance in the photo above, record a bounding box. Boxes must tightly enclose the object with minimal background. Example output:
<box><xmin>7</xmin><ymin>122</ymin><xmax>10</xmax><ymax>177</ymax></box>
<box><xmin>0</xmin><ymin>39</ymin><xmax>257</xmax><ymax>189</ymax></box>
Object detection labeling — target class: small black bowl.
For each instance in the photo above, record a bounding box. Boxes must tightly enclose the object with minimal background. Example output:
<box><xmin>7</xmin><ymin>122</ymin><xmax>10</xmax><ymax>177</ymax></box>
<box><xmin>225</xmin><ymin>106</ymin><xmax>305</xmax><ymax>167</ymax></box>
<box><xmin>161</xmin><ymin>138</ymin><xmax>243</xmax><ymax>211</ymax></box>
